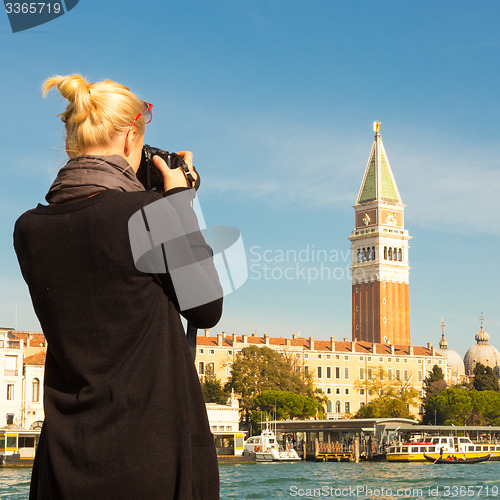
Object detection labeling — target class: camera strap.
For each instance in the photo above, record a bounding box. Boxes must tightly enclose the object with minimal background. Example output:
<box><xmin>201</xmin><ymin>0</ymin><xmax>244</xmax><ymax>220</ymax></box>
<box><xmin>186</xmin><ymin>322</ymin><xmax>197</xmax><ymax>361</ymax></box>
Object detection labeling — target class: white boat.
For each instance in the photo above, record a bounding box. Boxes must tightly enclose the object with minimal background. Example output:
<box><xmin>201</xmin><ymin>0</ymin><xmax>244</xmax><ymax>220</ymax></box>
<box><xmin>243</xmin><ymin>421</ymin><xmax>301</xmax><ymax>462</ymax></box>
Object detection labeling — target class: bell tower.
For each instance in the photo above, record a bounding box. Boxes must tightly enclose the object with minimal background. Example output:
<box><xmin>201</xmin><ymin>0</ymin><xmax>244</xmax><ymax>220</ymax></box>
<box><xmin>348</xmin><ymin>123</ymin><xmax>411</xmax><ymax>346</ymax></box>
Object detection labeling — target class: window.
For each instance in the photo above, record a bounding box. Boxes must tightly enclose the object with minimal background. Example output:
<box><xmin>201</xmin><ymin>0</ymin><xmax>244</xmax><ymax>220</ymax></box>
<box><xmin>345</xmin><ymin>367</ymin><xmax>349</xmax><ymax>379</ymax></box>
<box><xmin>7</xmin><ymin>384</ymin><xmax>14</xmax><ymax>400</ymax></box>
<box><xmin>383</xmin><ymin>317</ymin><xmax>387</xmax><ymax>323</ymax></box>
<box><xmin>398</xmin><ymin>249</ymin><xmax>402</xmax><ymax>261</ymax></box>
<box><xmin>209</xmin><ymin>349</ymin><xmax>215</xmax><ymax>355</ymax></box>
<box><xmin>335</xmin><ymin>400</ymin><xmax>341</xmax><ymax>413</ymax></box>
<box><xmin>317</xmin><ymin>354</ymin><xmax>322</xmax><ymax>359</ymax></box>
<box><xmin>345</xmin><ymin>402</ymin><xmax>350</xmax><ymax>413</ymax></box>
<box><xmin>379</xmin><ymin>357</ymin><xmax>383</xmax><ymax>363</ymax></box>
<box><xmin>344</xmin><ymin>355</ymin><xmax>348</xmax><ymax>361</ymax></box>
<box><xmin>304</xmin><ymin>366</ymin><xmax>309</xmax><ymax>376</ymax></box>
<box><xmin>207</xmin><ymin>362</ymin><xmax>215</xmax><ymax>376</ymax></box>
<box><xmin>198</xmin><ymin>348</ymin><xmax>204</xmax><ymax>354</ymax></box>
<box><xmin>418</xmin><ymin>359</ymin><xmax>422</xmax><ymax>364</ymax></box>
<box><xmin>4</xmin><ymin>355</ymin><xmax>17</xmax><ymax>376</ymax></box>
<box><xmin>379</xmin><ymin>368</ymin><xmax>384</xmax><ymax>380</ymax></box>
<box><xmin>326</xmin><ymin>367</ymin><xmax>332</xmax><ymax>379</ymax></box>
<box><xmin>359</xmin><ymin>356</ymin><xmax>364</xmax><ymax>361</ymax></box>
<box><xmin>345</xmin><ymin>388</ymin><xmax>349</xmax><ymax>395</ymax></box>
<box><xmin>427</xmin><ymin>359</ymin><xmax>432</xmax><ymax>364</ymax></box>
<box><xmin>367</xmin><ymin>368</ymin><xmax>373</xmax><ymax>380</ymax></box>
<box><xmin>326</xmin><ymin>354</ymin><xmax>331</xmax><ymax>360</ymax></box>
<box><xmin>359</xmin><ymin>368</ymin><xmax>365</xmax><ymax>380</ymax></box>
<box><xmin>360</xmin><ymin>402</ymin><xmax>365</xmax><ymax>408</ymax></box>
<box><xmin>404</xmin><ymin>358</ymin><xmax>408</xmax><ymax>364</ymax></box>
<box><xmin>335</xmin><ymin>367</ymin><xmax>340</xmax><ymax>379</ymax></box>
<box><xmin>355</xmin><ymin>306</ymin><xmax>359</xmax><ymax>312</ymax></box>
<box><xmin>395</xmin><ymin>358</ymin><xmax>400</xmax><ymax>363</ymax></box>
<box><xmin>387</xmin><ymin>358</ymin><xmax>392</xmax><ymax>363</ymax></box>
<box><xmin>198</xmin><ymin>361</ymin><xmax>204</xmax><ymax>374</ymax></box>
<box><xmin>360</xmin><ymin>389</ymin><xmax>365</xmax><ymax>395</ymax></box>
<box><xmin>326</xmin><ymin>387</ymin><xmax>332</xmax><ymax>395</ymax></box>
<box><xmin>383</xmin><ymin>298</ymin><xmax>386</xmax><ymax>304</ymax></box>
<box><xmin>304</xmin><ymin>353</ymin><xmax>309</xmax><ymax>359</ymax></box>
<box><xmin>367</xmin><ymin>356</ymin><xmax>372</xmax><ymax>362</ymax></box>
<box><xmin>227</xmin><ymin>350</ymin><xmax>232</xmax><ymax>356</ymax></box>
<box><xmin>317</xmin><ymin>366</ymin><xmax>322</xmax><ymax>378</ymax></box>
<box><xmin>404</xmin><ymin>369</ymin><xmax>409</xmax><ymax>381</ymax></box>
<box><xmin>336</xmin><ymin>388</ymin><xmax>340</xmax><ymax>395</ymax></box>
<box><xmin>395</xmin><ymin>370</ymin><xmax>400</xmax><ymax>381</ymax></box>
<box><xmin>32</xmin><ymin>378</ymin><xmax>40</xmax><ymax>403</ymax></box>
<box><xmin>335</xmin><ymin>354</ymin><xmax>340</xmax><ymax>360</ymax></box>
<box><xmin>295</xmin><ymin>353</ymin><xmax>301</xmax><ymax>359</ymax></box>
<box><xmin>355</xmin><ymin>324</ymin><xmax>359</xmax><ymax>331</ymax></box>
<box><xmin>418</xmin><ymin>370</ymin><xmax>422</xmax><ymax>382</ymax></box>
<box><xmin>387</xmin><ymin>369</ymin><xmax>393</xmax><ymax>381</ymax></box>
<box><xmin>384</xmin><ymin>247</ymin><xmax>387</xmax><ymax>259</ymax></box>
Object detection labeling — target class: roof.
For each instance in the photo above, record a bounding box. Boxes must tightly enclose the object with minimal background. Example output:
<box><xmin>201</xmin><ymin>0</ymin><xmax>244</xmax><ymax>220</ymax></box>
<box><xmin>356</xmin><ymin>129</ymin><xmax>403</xmax><ymax>205</ymax></box>
<box><xmin>23</xmin><ymin>351</ymin><xmax>46</xmax><ymax>365</ymax></box>
<box><xmin>197</xmin><ymin>333</ymin><xmax>440</xmax><ymax>357</ymax></box>
<box><xmin>8</xmin><ymin>330</ymin><xmax>46</xmax><ymax>348</ymax></box>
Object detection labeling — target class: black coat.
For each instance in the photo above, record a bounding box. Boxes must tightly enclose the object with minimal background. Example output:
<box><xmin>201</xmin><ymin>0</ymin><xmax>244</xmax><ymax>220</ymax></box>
<box><xmin>14</xmin><ymin>188</ymin><xmax>222</xmax><ymax>500</ymax></box>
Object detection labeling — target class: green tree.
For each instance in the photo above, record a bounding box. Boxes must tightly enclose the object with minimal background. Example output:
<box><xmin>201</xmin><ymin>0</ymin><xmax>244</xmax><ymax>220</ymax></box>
<box><xmin>423</xmin><ymin>364</ymin><xmax>447</xmax><ymax>397</ymax></box>
<box><xmin>472</xmin><ymin>362</ymin><xmax>500</xmax><ymax>391</ymax></box>
<box><xmin>200</xmin><ymin>377</ymin><xmax>229</xmax><ymax>404</ymax></box>
<box><xmin>422</xmin><ymin>386</ymin><xmax>472</xmax><ymax>425</ymax></box>
<box><xmin>252</xmin><ymin>390</ymin><xmax>319</xmax><ymax>421</ymax></box>
<box><xmin>225</xmin><ymin>346</ymin><xmax>311</xmax><ymax>424</ymax></box>
<box><xmin>353</xmin><ymin>367</ymin><xmax>419</xmax><ymax>418</ymax></box>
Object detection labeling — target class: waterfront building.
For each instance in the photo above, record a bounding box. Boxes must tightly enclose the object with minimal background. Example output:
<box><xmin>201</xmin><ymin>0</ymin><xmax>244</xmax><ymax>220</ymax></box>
<box><xmin>21</xmin><ymin>351</ymin><xmax>45</xmax><ymax>430</ymax></box>
<box><xmin>196</xmin><ymin>330</ymin><xmax>448</xmax><ymax>417</ymax></box>
<box><xmin>206</xmin><ymin>390</ymin><xmax>245</xmax><ymax>456</ymax></box>
<box><xmin>0</xmin><ymin>330</ymin><xmax>24</xmax><ymax>427</ymax></box>
<box><xmin>348</xmin><ymin>122</ymin><xmax>411</xmax><ymax>346</ymax></box>
<box><xmin>464</xmin><ymin>313</ymin><xmax>500</xmax><ymax>377</ymax></box>
<box><xmin>0</xmin><ymin>328</ymin><xmax>46</xmax><ymax>428</ymax></box>
<box><xmin>435</xmin><ymin>318</ymin><xmax>466</xmax><ymax>384</ymax></box>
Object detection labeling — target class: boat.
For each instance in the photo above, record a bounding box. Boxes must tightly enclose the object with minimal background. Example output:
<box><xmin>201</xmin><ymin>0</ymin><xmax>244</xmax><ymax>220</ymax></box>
<box><xmin>0</xmin><ymin>425</ymin><xmax>41</xmax><ymax>467</ymax></box>
<box><xmin>243</xmin><ymin>421</ymin><xmax>301</xmax><ymax>463</ymax></box>
<box><xmin>386</xmin><ymin>435</ymin><xmax>500</xmax><ymax>462</ymax></box>
<box><xmin>424</xmin><ymin>453</ymin><xmax>490</xmax><ymax>464</ymax></box>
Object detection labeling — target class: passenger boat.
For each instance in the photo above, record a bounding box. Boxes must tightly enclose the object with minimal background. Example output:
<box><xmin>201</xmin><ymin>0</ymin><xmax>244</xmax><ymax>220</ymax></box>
<box><xmin>243</xmin><ymin>422</ymin><xmax>301</xmax><ymax>462</ymax></box>
<box><xmin>0</xmin><ymin>425</ymin><xmax>40</xmax><ymax>467</ymax></box>
<box><xmin>386</xmin><ymin>435</ymin><xmax>500</xmax><ymax>462</ymax></box>
<box><xmin>424</xmin><ymin>453</ymin><xmax>490</xmax><ymax>464</ymax></box>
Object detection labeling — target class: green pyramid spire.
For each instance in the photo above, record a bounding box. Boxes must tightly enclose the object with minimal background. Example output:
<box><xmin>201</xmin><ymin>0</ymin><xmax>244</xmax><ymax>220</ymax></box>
<box><xmin>356</xmin><ymin>124</ymin><xmax>402</xmax><ymax>205</ymax></box>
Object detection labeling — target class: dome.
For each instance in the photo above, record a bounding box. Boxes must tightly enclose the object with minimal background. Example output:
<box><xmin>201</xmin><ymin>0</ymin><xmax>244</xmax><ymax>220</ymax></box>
<box><xmin>436</xmin><ymin>320</ymin><xmax>465</xmax><ymax>382</ymax></box>
<box><xmin>464</xmin><ymin>317</ymin><xmax>500</xmax><ymax>377</ymax></box>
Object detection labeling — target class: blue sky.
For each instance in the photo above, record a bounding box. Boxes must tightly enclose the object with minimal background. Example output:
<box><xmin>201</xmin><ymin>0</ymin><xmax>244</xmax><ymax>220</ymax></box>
<box><xmin>1</xmin><ymin>0</ymin><xmax>499</xmax><ymax>357</ymax></box>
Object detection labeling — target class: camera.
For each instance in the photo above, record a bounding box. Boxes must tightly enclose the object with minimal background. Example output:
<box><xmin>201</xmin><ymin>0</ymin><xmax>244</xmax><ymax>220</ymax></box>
<box><xmin>136</xmin><ymin>144</ymin><xmax>200</xmax><ymax>191</ymax></box>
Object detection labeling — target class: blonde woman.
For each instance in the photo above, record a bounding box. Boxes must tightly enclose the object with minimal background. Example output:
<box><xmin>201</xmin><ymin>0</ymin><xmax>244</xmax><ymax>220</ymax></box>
<box><xmin>14</xmin><ymin>75</ymin><xmax>222</xmax><ymax>499</ymax></box>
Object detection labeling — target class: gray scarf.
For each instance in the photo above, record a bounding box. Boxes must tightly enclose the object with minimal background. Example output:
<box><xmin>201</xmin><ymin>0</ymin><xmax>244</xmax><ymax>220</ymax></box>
<box><xmin>45</xmin><ymin>155</ymin><xmax>144</xmax><ymax>204</ymax></box>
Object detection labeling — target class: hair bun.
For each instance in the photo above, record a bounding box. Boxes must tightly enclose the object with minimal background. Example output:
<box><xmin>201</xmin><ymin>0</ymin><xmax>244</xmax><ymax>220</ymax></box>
<box><xmin>43</xmin><ymin>74</ymin><xmax>93</xmax><ymax>123</ymax></box>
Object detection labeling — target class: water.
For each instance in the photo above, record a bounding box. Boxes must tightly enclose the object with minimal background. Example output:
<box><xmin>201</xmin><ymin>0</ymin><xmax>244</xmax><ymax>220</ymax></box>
<box><xmin>219</xmin><ymin>462</ymin><xmax>500</xmax><ymax>499</ymax></box>
<box><xmin>1</xmin><ymin>463</ymin><xmax>499</xmax><ymax>499</ymax></box>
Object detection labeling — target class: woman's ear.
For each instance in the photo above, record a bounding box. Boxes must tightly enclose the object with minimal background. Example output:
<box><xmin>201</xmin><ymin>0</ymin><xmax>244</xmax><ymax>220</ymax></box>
<box><xmin>124</xmin><ymin>128</ymin><xmax>137</xmax><ymax>156</ymax></box>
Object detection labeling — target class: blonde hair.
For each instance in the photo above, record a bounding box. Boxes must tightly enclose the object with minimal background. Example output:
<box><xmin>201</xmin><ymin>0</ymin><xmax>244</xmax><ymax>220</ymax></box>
<box><xmin>42</xmin><ymin>74</ymin><xmax>146</xmax><ymax>157</ymax></box>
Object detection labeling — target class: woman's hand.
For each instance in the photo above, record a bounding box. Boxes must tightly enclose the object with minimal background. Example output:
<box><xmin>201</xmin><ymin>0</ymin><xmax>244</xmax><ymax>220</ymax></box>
<box><xmin>152</xmin><ymin>150</ymin><xmax>198</xmax><ymax>192</ymax></box>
